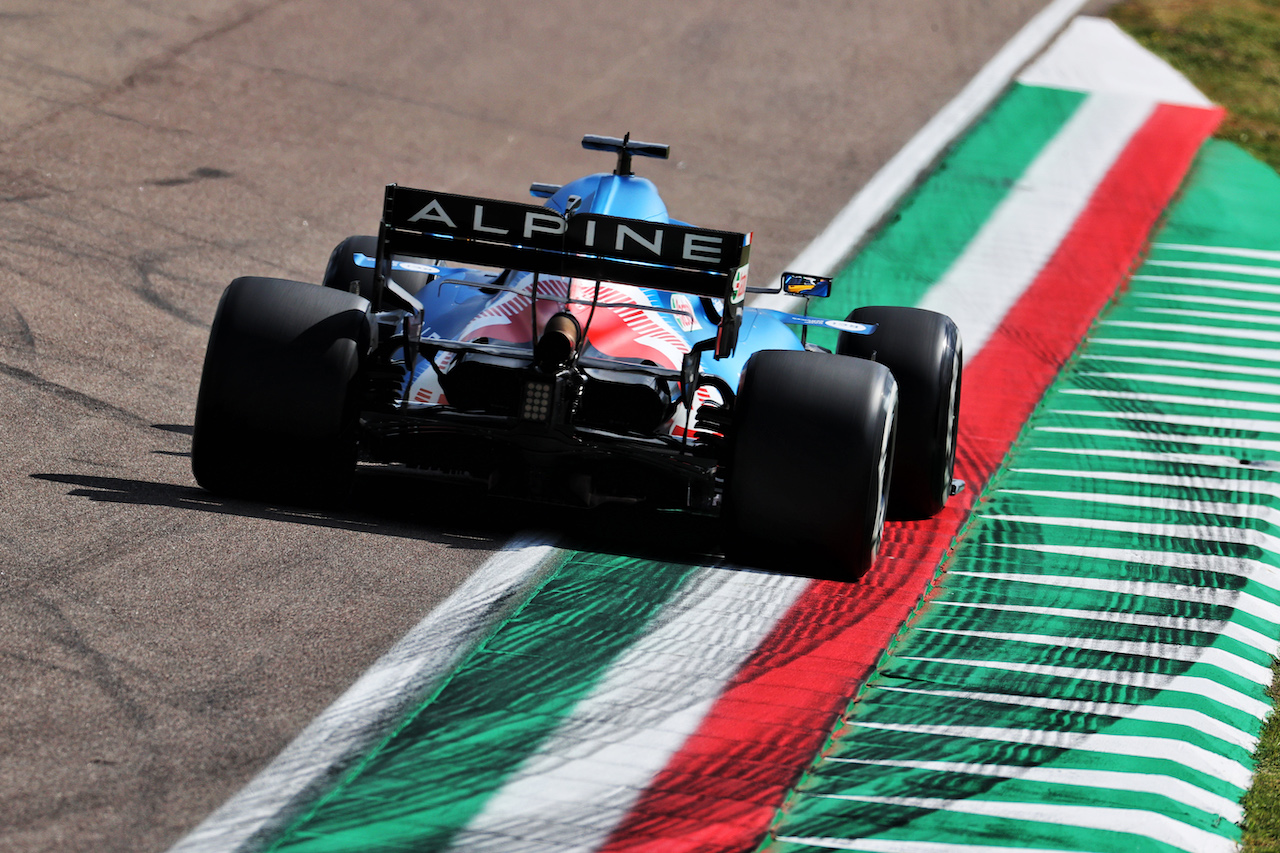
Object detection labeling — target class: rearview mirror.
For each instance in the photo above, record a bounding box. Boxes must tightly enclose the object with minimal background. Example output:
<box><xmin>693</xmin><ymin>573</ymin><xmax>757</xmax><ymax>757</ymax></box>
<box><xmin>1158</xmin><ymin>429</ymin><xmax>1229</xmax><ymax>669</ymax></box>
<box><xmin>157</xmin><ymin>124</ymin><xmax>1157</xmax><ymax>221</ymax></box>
<box><xmin>781</xmin><ymin>272</ymin><xmax>832</xmax><ymax>298</ymax></box>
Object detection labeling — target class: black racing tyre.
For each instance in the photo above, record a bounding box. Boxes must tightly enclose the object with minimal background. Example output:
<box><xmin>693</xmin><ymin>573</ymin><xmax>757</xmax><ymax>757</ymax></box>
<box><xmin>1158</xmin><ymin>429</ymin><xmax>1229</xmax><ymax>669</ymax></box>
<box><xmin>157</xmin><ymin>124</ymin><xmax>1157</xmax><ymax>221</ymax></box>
<box><xmin>322</xmin><ymin>235</ymin><xmax>434</xmax><ymax>303</ymax></box>
<box><xmin>723</xmin><ymin>349</ymin><xmax>897</xmax><ymax>580</ymax></box>
<box><xmin>192</xmin><ymin>276</ymin><xmax>371</xmax><ymax>503</ymax></box>
<box><xmin>837</xmin><ymin>305</ymin><xmax>961</xmax><ymax>519</ymax></box>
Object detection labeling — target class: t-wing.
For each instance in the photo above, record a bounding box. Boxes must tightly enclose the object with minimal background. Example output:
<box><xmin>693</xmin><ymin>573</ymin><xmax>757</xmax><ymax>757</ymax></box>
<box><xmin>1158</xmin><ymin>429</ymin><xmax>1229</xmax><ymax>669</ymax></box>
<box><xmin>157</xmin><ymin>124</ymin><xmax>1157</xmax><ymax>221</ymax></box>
<box><xmin>372</xmin><ymin>184</ymin><xmax>752</xmax><ymax>358</ymax></box>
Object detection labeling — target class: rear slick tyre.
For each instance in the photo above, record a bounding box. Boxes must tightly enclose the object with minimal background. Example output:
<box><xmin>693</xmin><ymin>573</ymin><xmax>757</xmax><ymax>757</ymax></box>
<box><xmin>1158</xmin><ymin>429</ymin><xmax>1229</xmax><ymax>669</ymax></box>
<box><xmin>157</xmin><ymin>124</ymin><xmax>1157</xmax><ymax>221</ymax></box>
<box><xmin>837</xmin><ymin>305</ymin><xmax>961</xmax><ymax>519</ymax></box>
<box><xmin>724</xmin><ymin>349</ymin><xmax>897</xmax><ymax>580</ymax></box>
<box><xmin>192</xmin><ymin>276</ymin><xmax>370</xmax><ymax>504</ymax></box>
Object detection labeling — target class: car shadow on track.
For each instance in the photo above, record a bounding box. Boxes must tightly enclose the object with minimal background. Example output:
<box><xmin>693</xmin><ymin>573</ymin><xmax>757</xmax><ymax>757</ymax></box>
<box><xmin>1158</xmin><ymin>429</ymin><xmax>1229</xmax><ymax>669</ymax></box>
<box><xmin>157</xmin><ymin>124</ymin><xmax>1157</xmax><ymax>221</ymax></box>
<box><xmin>33</xmin><ymin>425</ymin><xmax>846</xmax><ymax>580</ymax></box>
<box><xmin>27</xmin><ymin>466</ymin><xmax>744</xmax><ymax>570</ymax></box>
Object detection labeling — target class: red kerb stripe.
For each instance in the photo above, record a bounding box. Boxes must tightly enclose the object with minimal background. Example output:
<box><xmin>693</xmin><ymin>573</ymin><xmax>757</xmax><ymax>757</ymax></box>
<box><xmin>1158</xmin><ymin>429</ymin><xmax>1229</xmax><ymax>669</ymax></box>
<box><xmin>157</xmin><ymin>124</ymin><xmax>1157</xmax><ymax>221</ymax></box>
<box><xmin>597</xmin><ymin>101</ymin><xmax>1223</xmax><ymax>853</ymax></box>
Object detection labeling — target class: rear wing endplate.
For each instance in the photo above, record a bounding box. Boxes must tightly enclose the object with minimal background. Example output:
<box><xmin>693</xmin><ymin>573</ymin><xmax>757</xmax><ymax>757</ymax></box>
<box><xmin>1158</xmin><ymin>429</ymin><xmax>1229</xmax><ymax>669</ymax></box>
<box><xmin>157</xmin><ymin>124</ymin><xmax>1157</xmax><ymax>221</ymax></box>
<box><xmin>374</xmin><ymin>184</ymin><xmax>752</xmax><ymax>357</ymax></box>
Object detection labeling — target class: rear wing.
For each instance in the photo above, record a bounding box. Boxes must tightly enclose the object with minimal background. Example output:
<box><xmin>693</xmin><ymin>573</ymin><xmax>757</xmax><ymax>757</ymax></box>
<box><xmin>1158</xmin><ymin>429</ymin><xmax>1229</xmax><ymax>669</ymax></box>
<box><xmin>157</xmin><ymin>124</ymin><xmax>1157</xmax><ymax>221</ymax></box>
<box><xmin>373</xmin><ymin>184</ymin><xmax>752</xmax><ymax>357</ymax></box>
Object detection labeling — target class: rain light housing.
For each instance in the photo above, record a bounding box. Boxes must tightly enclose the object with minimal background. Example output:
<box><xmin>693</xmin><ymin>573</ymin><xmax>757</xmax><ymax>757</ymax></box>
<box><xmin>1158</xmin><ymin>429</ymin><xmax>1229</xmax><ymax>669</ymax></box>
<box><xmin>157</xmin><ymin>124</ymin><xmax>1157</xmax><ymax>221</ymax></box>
<box><xmin>521</xmin><ymin>379</ymin><xmax>555</xmax><ymax>422</ymax></box>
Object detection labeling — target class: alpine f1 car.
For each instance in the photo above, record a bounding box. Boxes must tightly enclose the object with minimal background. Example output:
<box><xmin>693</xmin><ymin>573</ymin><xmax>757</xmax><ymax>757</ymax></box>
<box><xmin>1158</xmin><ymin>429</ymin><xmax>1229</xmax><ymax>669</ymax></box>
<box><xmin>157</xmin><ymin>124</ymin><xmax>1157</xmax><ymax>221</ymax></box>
<box><xmin>192</xmin><ymin>134</ymin><xmax>962</xmax><ymax>577</ymax></box>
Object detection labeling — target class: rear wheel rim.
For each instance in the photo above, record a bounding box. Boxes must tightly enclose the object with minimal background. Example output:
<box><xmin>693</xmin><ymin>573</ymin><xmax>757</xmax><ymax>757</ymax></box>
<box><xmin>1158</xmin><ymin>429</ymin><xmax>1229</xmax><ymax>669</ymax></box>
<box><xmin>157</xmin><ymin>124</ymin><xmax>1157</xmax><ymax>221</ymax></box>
<box><xmin>938</xmin><ymin>347</ymin><xmax>961</xmax><ymax>502</ymax></box>
<box><xmin>870</xmin><ymin>388</ymin><xmax>897</xmax><ymax>559</ymax></box>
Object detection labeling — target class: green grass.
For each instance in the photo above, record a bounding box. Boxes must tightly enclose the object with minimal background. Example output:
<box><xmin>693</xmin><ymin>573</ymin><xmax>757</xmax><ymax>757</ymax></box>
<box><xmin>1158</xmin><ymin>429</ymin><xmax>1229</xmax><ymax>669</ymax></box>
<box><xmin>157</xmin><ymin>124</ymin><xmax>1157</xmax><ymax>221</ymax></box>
<box><xmin>1109</xmin><ymin>3</ymin><xmax>1280</xmax><ymax>847</ymax></box>
<box><xmin>1111</xmin><ymin>0</ymin><xmax>1280</xmax><ymax>169</ymax></box>
<box><xmin>1240</xmin><ymin>659</ymin><xmax>1280</xmax><ymax>852</ymax></box>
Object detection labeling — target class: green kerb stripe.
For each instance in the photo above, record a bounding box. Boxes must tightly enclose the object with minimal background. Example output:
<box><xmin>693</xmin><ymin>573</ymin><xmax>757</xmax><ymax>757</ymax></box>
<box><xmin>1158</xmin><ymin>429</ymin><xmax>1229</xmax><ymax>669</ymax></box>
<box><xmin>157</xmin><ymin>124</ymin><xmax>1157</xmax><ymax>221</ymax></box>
<box><xmin>764</xmin><ymin>141</ymin><xmax>1280</xmax><ymax>851</ymax></box>
<box><xmin>803</xmin><ymin>83</ymin><xmax>1086</xmax><ymax>351</ymax></box>
<box><xmin>267</xmin><ymin>553</ymin><xmax>702</xmax><ymax>853</ymax></box>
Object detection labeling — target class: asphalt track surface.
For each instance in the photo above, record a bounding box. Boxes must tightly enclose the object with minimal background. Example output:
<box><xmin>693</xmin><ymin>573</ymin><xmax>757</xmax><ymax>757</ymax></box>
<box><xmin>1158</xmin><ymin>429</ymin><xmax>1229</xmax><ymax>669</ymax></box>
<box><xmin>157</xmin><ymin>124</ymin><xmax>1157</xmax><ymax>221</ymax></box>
<box><xmin>0</xmin><ymin>2</ymin><xmax>1088</xmax><ymax>850</ymax></box>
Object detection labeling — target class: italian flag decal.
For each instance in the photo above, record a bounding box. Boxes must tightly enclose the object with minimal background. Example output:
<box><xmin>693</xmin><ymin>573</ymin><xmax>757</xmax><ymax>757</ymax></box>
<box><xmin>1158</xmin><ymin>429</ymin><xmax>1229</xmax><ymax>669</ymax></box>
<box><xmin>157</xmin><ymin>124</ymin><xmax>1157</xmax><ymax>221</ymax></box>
<box><xmin>176</xmin><ymin>19</ymin><xmax>1280</xmax><ymax>853</ymax></box>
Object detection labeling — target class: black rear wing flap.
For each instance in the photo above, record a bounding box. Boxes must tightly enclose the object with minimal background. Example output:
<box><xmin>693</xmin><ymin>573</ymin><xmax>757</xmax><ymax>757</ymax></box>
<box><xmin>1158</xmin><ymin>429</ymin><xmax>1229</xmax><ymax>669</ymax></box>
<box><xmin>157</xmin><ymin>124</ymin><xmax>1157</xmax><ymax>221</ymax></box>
<box><xmin>374</xmin><ymin>184</ymin><xmax>751</xmax><ymax>357</ymax></box>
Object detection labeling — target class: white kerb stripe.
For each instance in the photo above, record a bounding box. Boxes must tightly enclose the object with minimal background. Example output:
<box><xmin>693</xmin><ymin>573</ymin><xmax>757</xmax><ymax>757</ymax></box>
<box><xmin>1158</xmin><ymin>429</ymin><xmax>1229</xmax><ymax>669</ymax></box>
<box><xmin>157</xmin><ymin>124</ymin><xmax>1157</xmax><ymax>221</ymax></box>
<box><xmin>1021</xmin><ymin>444</ymin><xmax>1280</xmax><ymax>471</ymax></box>
<box><xmin>981</xmin><ymin>540</ymin><xmax>1280</xmax><ymax>590</ymax></box>
<box><xmin>1130</xmin><ymin>273</ymin><xmax>1280</xmax><ymax>297</ymax></box>
<box><xmin>1154</xmin><ymin>242</ymin><xmax>1280</xmax><ymax>263</ymax></box>
<box><xmin>919</xmin><ymin>626</ymin><xmax>1271</xmax><ymax>686</ymax></box>
<box><xmin>1036</xmin><ymin>424</ymin><xmax>1280</xmax><ymax>455</ymax></box>
<box><xmin>902</xmin><ymin>654</ymin><xmax>1271</xmax><ymax>720</ymax></box>
<box><xmin>774</xmin><ymin>839</ymin><xmax>1084</xmax><ymax>853</ymax></box>
<box><xmin>998</xmin><ymin>486</ymin><xmax>1280</xmax><ymax>518</ymax></box>
<box><xmin>1104</xmin><ymin>319</ymin><xmax>1280</xmax><ymax>344</ymax></box>
<box><xmin>1076</xmin><ymin>370</ymin><xmax>1280</xmax><ymax>397</ymax></box>
<box><xmin>1134</xmin><ymin>292</ymin><xmax>1280</xmax><ymax>313</ymax></box>
<box><xmin>790</xmin><ymin>794</ymin><xmax>1236</xmax><ymax>853</ymax></box>
<box><xmin>873</xmin><ymin>684</ymin><xmax>1257</xmax><ymax>751</ymax></box>
<box><xmin>754</xmin><ymin>0</ymin><xmax>1092</xmax><ymax>307</ymax></box>
<box><xmin>936</xmin><ymin>598</ymin><xmax>1277</xmax><ymax>655</ymax></box>
<box><xmin>1079</xmin><ymin>353</ymin><xmax>1280</xmax><ymax>379</ymax></box>
<box><xmin>826</xmin><ymin>758</ymin><xmax>1242</xmax><ymax>824</ymax></box>
<box><xmin>979</xmin><ymin>514</ymin><xmax>1280</xmax><ymax>566</ymax></box>
<box><xmin>167</xmin><ymin>537</ymin><xmax>562</xmax><ymax>853</ymax></box>
<box><xmin>1017</xmin><ymin>17</ymin><xmax>1213</xmax><ymax>107</ymax></box>
<box><xmin>1052</xmin><ymin>407</ymin><xmax>1280</xmax><ymax>435</ymax></box>
<box><xmin>1091</xmin><ymin>334</ymin><xmax>1280</xmax><ymax>362</ymax></box>
<box><xmin>952</xmin><ymin>565</ymin><xmax>1280</xmax><ymax>632</ymax></box>
<box><xmin>918</xmin><ymin>92</ymin><xmax>1154</xmax><ymax>355</ymax></box>
<box><xmin>450</xmin><ymin>569</ymin><xmax>811</xmax><ymax>850</ymax></box>
<box><xmin>1061</xmin><ymin>386</ymin><xmax>1280</xmax><ymax>413</ymax></box>
<box><xmin>1147</xmin><ymin>258</ymin><xmax>1280</xmax><ymax>279</ymax></box>
<box><xmin>848</xmin><ymin>722</ymin><xmax>1252</xmax><ymax>790</ymax></box>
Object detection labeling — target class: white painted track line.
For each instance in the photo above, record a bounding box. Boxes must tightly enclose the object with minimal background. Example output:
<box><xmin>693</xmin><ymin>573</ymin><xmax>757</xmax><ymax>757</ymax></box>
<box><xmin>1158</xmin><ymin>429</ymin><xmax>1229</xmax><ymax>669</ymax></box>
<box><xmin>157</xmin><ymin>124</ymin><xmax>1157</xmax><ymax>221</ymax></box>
<box><xmin>755</xmin><ymin>0</ymin><xmax>1093</xmax><ymax>310</ymax></box>
<box><xmin>168</xmin><ymin>536</ymin><xmax>562</xmax><ymax>853</ymax></box>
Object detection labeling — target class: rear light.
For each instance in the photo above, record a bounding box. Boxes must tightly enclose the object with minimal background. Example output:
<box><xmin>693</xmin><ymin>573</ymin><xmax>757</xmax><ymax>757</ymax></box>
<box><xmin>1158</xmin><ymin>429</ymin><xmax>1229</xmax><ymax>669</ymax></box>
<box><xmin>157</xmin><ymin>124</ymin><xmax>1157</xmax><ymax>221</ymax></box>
<box><xmin>521</xmin><ymin>380</ymin><xmax>554</xmax><ymax>422</ymax></box>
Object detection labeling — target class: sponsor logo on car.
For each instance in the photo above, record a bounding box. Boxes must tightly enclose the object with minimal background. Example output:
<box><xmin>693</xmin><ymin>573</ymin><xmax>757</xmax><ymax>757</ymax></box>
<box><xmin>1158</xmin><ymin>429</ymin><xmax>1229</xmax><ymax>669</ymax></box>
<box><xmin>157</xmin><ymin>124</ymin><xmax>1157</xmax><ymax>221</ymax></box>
<box><xmin>670</xmin><ymin>293</ymin><xmax>700</xmax><ymax>332</ymax></box>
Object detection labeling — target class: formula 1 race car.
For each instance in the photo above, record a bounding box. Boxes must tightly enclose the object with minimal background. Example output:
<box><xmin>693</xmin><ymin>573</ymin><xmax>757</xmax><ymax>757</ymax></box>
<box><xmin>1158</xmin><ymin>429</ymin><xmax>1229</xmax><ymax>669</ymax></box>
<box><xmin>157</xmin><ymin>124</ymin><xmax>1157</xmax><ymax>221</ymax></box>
<box><xmin>192</xmin><ymin>134</ymin><xmax>962</xmax><ymax>577</ymax></box>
